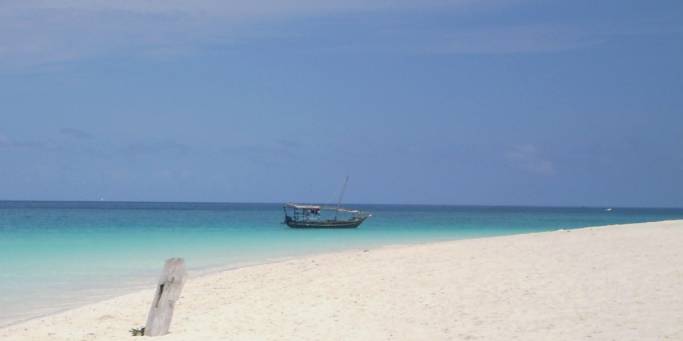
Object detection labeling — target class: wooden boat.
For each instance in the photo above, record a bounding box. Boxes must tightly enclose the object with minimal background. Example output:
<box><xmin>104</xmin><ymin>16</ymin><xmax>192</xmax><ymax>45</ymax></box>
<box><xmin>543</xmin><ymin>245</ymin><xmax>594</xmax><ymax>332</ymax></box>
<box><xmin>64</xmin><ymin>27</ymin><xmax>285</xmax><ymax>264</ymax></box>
<box><xmin>283</xmin><ymin>176</ymin><xmax>370</xmax><ymax>229</ymax></box>
<box><xmin>283</xmin><ymin>204</ymin><xmax>369</xmax><ymax>228</ymax></box>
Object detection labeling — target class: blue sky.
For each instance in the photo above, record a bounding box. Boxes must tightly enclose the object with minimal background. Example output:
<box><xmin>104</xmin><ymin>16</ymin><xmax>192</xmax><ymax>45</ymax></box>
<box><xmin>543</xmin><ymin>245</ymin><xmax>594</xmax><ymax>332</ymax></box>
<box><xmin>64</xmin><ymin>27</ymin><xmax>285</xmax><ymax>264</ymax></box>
<box><xmin>1</xmin><ymin>0</ymin><xmax>682</xmax><ymax>206</ymax></box>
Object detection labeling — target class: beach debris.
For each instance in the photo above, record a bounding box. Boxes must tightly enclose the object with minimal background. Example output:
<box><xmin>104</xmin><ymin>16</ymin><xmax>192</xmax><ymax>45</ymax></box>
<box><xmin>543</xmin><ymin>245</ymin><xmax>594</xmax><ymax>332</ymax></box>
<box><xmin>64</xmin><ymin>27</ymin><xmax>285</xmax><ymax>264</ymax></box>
<box><xmin>129</xmin><ymin>327</ymin><xmax>145</xmax><ymax>336</ymax></box>
<box><xmin>145</xmin><ymin>258</ymin><xmax>187</xmax><ymax>337</ymax></box>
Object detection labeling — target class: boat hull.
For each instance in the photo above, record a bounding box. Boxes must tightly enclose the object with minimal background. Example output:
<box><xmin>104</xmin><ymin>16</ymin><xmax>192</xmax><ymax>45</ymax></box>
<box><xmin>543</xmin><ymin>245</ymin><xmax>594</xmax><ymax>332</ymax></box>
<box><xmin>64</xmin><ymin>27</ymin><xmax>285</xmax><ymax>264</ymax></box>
<box><xmin>285</xmin><ymin>217</ymin><xmax>366</xmax><ymax>229</ymax></box>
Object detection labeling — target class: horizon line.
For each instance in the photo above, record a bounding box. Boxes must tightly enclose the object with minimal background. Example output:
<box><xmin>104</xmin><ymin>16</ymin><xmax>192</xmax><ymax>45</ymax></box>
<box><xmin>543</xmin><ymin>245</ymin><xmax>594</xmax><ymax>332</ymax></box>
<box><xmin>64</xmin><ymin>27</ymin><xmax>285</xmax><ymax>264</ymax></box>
<box><xmin>0</xmin><ymin>199</ymin><xmax>681</xmax><ymax>210</ymax></box>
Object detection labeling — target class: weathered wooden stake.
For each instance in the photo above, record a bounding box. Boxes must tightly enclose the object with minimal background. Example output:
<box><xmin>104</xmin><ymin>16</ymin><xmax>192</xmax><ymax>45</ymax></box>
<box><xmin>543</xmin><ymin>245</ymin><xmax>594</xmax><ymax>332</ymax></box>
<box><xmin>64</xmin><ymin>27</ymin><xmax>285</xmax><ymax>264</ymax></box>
<box><xmin>145</xmin><ymin>257</ymin><xmax>187</xmax><ymax>337</ymax></box>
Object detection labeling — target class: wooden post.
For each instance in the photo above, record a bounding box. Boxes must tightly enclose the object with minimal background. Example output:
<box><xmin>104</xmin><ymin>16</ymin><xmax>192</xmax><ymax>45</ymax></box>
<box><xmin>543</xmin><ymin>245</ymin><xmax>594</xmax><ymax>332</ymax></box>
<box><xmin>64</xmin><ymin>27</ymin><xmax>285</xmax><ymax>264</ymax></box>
<box><xmin>145</xmin><ymin>258</ymin><xmax>187</xmax><ymax>337</ymax></box>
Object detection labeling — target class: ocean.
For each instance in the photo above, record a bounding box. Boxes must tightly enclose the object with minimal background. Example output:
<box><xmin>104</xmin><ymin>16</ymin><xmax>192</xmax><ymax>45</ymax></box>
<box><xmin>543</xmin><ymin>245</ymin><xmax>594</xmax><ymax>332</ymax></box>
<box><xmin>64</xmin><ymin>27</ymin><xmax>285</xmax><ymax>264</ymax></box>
<box><xmin>1</xmin><ymin>201</ymin><xmax>682</xmax><ymax>326</ymax></box>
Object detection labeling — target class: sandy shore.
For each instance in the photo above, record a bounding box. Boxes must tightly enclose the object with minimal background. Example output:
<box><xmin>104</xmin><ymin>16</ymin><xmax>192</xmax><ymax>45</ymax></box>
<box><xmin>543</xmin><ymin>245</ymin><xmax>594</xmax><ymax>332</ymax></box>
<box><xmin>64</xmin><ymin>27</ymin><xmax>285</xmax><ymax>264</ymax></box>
<box><xmin>2</xmin><ymin>220</ymin><xmax>682</xmax><ymax>340</ymax></box>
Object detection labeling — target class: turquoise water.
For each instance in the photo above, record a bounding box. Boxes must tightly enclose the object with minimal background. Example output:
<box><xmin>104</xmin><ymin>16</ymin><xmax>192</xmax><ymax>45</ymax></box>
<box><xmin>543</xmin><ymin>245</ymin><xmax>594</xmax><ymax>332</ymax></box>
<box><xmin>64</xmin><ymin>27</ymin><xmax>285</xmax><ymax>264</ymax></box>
<box><xmin>2</xmin><ymin>201</ymin><xmax>683</xmax><ymax>325</ymax></box>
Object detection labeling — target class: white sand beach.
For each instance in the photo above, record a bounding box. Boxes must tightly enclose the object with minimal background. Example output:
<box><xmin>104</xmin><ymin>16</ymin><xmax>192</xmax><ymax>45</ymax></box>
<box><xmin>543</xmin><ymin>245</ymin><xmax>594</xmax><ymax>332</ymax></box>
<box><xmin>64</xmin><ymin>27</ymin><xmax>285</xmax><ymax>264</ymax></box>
<box><xmin>2</xmin><ymin>220</ymin><xmax>682</xmax><ymax>340</ymax></box>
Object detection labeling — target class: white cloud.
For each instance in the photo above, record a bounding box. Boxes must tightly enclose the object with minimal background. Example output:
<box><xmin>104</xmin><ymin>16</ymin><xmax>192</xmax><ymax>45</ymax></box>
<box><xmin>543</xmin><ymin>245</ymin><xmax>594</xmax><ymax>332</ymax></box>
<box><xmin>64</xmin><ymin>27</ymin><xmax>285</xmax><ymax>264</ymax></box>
<box><xmin>0</xmin><ymin>0</ymin><xmax>631</xmax><ymax>70</ymax></box>
<box><xmin>60</xmin><ymin>128</ymin><xmax>93</xmax><ymax>140</ymax></box>
<box><xmin>0</xmin><ymin>133</ymin><xmax>10</xmax><ymax>147</ymax></box>
<box><xmin>5</xmin><ymin>0</ymin><xmax>483</xmax><ymax>16</ymax></box>
<box><xmin>0</xmin><ymin>133</ymin><xmax>45</xmax><ymax>149</ymax></box>
<box><xmin>434</xmin><ymin>25</ymin><xmax>606</xmax><ymax>54</ymax></box>
<box><xmin>0</xmin><ymin>0</ymin><xmax>493</xmax><ymax>69</ymax></box>
<box><xmin>505</xmin><ymin>144</ymin><xmax>555</xmax><ymax>175</ymax></box>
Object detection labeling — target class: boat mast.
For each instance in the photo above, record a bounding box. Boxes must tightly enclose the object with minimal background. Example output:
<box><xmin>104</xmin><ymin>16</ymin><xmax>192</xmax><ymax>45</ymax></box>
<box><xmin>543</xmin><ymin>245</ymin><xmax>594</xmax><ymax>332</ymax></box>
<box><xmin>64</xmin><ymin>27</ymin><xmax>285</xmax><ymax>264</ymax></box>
<box><xmin>334</xmin><ymin>176</ymin><xmax>349</xmax><ymax>220</ymax></box>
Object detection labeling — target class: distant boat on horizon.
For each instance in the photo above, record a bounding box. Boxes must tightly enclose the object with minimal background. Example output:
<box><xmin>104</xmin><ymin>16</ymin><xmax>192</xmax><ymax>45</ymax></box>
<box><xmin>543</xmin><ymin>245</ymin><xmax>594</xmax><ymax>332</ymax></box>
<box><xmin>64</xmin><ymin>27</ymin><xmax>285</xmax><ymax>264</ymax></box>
<box><xmin>283</xmin><ymin>203</ymin><xmax>370</xmax><ymax>228</ymax></box>
<box><xmin>282</xmin><ymin>176</ymin><xmax>370</xmax><ymax>229</ymax></box>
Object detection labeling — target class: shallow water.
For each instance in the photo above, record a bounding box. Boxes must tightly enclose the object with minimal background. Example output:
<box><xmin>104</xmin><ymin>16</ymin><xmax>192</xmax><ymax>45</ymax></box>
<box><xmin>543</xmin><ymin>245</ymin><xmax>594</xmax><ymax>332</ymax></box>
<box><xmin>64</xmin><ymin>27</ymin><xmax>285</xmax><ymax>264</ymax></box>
<box><xmin>1</xmin><ymin>201</ymin><xmax>682</xmax><ymax>326</ymax></box>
